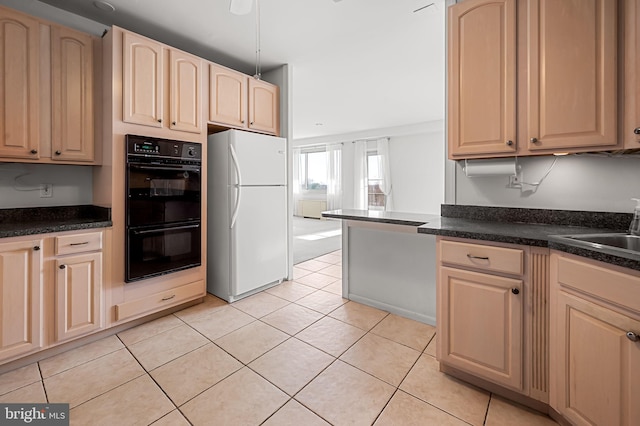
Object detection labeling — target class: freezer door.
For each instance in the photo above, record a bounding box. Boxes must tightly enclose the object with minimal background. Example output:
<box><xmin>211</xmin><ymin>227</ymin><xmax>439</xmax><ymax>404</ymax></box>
<box><xmin>229</xmin><ymin>131</ymin><xmax>286</xmax><ymax>186</ymax></box>
<box><xmin>230</xmin><ymin>185</ymin><xmax>287</xmax><ymax>296</ymax></box>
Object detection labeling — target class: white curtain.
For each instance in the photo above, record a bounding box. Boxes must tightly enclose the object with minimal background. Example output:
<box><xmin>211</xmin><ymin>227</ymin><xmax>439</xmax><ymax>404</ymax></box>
<box><xmin>353</xmin><ymin>140</ymin><xmax>368</xmax><ymax>210</ymax></box>
<box><xmin>292</xmin><ymin>147</ymin><xmax>302</xmax><ymax>216</ymax></box>
<box><xmin>376</xmin><ymin>137</ymin><xmax>394</xmax><ymax>211</ymax></box>
<box><xmin>326</xmin><ymin>143</ymin><xmax>342</xmax><ymax>211</ymax></box>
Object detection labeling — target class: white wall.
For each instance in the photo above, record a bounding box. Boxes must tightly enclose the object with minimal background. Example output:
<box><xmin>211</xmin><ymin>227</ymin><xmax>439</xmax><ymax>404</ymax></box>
<box><xmin>0</xmin><ymin>163</ymin><xmax>93</xmax><ymax>208</ymax></box>
<box><xmin>454</xmin><ymin>154</ymin><xmax>640</xmax><ymax>213</ymax></box>
<box><xmin>293</xmin><ymin>121</ymin><xmax>445</xmax><ymax>214</ymax></box>
<box><xmin>389</xmin><ymin>131</ymin><xmax>444</xmax><ymax>214</ymax></box>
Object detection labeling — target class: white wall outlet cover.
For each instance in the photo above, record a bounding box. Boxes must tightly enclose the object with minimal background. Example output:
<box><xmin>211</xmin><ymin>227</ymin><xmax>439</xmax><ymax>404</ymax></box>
<box><xmin>40</xmin><ymin>184</ymin><xmax>53</xmax><ymax>198</ymax></box>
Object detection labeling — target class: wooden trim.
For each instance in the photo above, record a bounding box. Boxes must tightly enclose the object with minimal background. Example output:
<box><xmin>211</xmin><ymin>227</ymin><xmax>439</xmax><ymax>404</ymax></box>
<box><xmin>528</xmin><ymin>247</ymin><xmax>550</xmax><ymax>403</ymax></box>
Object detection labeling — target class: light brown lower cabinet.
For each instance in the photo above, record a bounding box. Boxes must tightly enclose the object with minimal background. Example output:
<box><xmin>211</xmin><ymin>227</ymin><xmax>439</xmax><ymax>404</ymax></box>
<box><xmin>0</xmin><ymin>239</ymin><xmax>43</xmax><ymax>361</ymax></box>
<box><xmin>550</xmin><ymin>253</ymin><xmax>640</xmax><ymax>426</ymax></box>
<box><xmin>438</xmin><ymin>266</ymin><xmax>524</xmax><ymax>390</ymax></box>
<box><xmin>0</xmin><ymin>231</ymin><xmax>105</xmax><ymax>366</ymax></box>
<box><xmin>54</xmin><ymin>231</ymin><xmax>104</xmax><ymax>342</ymax></box>
<box><xmin>436</xmin><ymin>237</ymin><xmax>551</xmax><ymax>405</ymax></box>
<box><xmin>437</xmin><ymin>238</ymin><xmax>529</xmax><ymax>393</ymax></box>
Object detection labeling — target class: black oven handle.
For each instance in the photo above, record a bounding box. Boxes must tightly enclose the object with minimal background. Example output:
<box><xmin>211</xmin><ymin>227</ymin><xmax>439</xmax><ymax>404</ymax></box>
<box><xmin>129</xmin><ymin>164</ymin><xmax>200</xmax><ymax>173</ymax></box>
<box><xmin>132</xmin><ymin>223</ymin><xmax>200</xmax><ymax>235</ymax></box>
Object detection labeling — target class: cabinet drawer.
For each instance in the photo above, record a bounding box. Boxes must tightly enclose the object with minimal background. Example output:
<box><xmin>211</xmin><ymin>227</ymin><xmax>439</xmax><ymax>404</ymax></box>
<box><xmin>555</xmin><ymin>255</ymin><xmax>640</xmax><ymax>315</ymax></box>
<box><xmin>115</xmin><ymin>280</ymin><xmax>205</xmax><ymax>322</ymax></box>
<box><xmin>440</xmin><ymin>240</ymin><xmax>524</xmax><ymax>276</ymax></box>
<box><xmin>55</xmin><ymin>231</ymin><xmax>102</xmax><ymax>255</ymax></box>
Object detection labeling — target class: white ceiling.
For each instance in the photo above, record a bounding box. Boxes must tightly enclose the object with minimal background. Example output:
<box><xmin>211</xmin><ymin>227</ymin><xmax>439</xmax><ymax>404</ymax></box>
<box><xmin>4</xmin><ymin>0</ymin><xmax>446</xmax><ymax>140</ymax></box>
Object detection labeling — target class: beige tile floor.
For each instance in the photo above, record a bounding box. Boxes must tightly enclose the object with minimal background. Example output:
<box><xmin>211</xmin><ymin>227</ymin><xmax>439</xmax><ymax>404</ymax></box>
<box><xmin>0</xmin><ymin>250</ymin><xmax>559</xmax><ymax>426</ymax></box>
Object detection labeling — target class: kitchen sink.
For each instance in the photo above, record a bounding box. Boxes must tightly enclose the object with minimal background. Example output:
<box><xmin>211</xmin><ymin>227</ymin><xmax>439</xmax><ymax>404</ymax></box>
<box><xmin>550</xmin><ymin>232</ymin><xmax>640</xmax><ymax>259</ymax></box>
<box><xmin>563</xmin><ymin>233</ymin><xmax>640</xmax><ymax>251</ymax></box>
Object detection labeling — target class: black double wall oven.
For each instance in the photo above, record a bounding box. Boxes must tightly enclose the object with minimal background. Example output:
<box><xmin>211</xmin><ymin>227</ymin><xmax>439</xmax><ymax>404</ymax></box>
<box><xmin>125</xmin><ymin>135</ymin><xmax>202</xmax><ymax>282</ymax></box>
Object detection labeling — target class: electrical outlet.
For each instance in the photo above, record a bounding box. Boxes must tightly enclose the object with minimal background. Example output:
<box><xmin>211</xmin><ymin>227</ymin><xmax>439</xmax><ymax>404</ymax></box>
<box><xmin>40</xmin><ymin>184</ymin><xmax>52</xmax><ymax>198</ymax></box>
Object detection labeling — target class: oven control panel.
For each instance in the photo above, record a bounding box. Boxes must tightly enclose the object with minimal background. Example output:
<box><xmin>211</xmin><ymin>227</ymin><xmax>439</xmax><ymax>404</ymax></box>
<box><xmin>126</xmin><ymin>135</ymin><xmax>201</xmax><ymax>162</ymax></box>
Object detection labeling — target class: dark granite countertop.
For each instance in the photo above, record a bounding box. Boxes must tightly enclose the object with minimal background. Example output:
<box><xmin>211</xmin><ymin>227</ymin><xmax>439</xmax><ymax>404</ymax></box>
<box><xmin>324</xmin><ymin>204</ymin><xmax>640</xmax><ymax>271</ymax></box>
<box><xmin>322</xmin><ymin>209</ymin><xmax>439</xmax><ymax>226</ymax></box>
<box><xmin>0</xmin><ymin>205</ymin><xmax>112</xmax><ymax>238</ymax></box>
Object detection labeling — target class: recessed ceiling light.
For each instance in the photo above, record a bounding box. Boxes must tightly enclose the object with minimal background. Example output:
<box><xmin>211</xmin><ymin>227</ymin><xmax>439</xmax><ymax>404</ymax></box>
<box><xmin>315</xmin><ymin>123</ymin><xmax>324</xmax><ymax>126</ymax></box>
<box><xmin>93</xmin><ymin>1</ymin><xmax>116</xmax><ymax>13</ymax></box>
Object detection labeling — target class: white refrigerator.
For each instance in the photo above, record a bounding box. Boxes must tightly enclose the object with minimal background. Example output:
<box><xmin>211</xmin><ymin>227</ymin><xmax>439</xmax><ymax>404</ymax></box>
<box><xmin>207</xmin><ymin>130</ymin><xmax>288</xmax><ymax>302</ymax></box>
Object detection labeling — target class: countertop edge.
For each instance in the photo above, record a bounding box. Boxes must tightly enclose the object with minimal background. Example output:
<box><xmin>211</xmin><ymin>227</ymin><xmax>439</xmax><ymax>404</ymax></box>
<box><xmin>0</xmin><ymin>220</ymin><xmax>113</xmax><ymax>239</ymax></box>
<box><xmin>416</xmin><ymin>227</ymin><xmax>549</xmax><ymax>247</ymax></box>
<box><xmin>322</xmin><ymin>212</ymin><xmax>428</xmax><ymax>227</ymax></box>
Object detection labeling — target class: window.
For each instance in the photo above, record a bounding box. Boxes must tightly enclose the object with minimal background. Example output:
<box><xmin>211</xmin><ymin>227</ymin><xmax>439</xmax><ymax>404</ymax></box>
<box><xmin>299</xmin><ymin>149</ymin><xmax>327</xmax><ymax>190</ymax></box>
<box><xmin>367</xmin><ymin>151</ymin><xmax>385</xmax><ymax>210</ymax></box>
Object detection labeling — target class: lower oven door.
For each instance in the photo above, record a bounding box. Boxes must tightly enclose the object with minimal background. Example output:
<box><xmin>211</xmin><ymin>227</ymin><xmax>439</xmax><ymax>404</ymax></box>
<box><xmin>126</xmin><ymin>221</ymin><xmax>201</xmax><ymax>282</ymax></box>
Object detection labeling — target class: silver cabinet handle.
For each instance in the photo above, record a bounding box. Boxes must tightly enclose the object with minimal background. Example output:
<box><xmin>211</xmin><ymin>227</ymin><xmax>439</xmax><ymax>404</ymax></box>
<box><xmin>59</xmin><ymin>264</ymin><xmax>66</xmax><ymax>270</ymax></box>
<box><xmin>467</xmin><ymin>254</ymin><xmax>489</xmax><ymax>260</ymax></box>
<box><xmin>511</xmin><ymin>288</ymin><xmax>520</xmax><ymax>295</ymax></box>
<box><xmin>531</xmin><ymin>137</ymin><xmax>539</xmax><ymax>143</ymax></box>
<box><xmin>506</xmin><ymin>140</ymin><xmax>513</xmax><ymax>146</ymax></box>
<box><xmin>627</xmin><ymin>331</ymin><xmax>639</xmax><ymax>342</ymax></box>
<box><xmin>161</xmin><ymin>294</ymin><xmax>176</xmax><ymax>301</ymax></box>
<box><xmin>70</xmin><ymin>242</ymin><xmax>89</xmax><ymax>246</ymax></box>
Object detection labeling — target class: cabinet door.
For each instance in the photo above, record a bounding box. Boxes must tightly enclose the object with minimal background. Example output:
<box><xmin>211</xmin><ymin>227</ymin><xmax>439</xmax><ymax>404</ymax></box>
<box><xmin>170</xmin><ymin>49</ymin><xmax>202</xmax><ymax>134</ymax></box>
<box><xmin>447</xmin><ymin>0</ymin><xmax>516</xmax><ymax>158</ymax></box>
<box><xmin>525</xmin><ymin>0</ymin><xmax>617</xmax><ymax>151</ymax></box>
<box><xmin>0</xmin><ymin>8</ymin><xmax>40</xmax><ymax>159</ymax></box>
<box><xmin>438</xmin><ymin>266</ymin><xmax>523</xmax><ymax>390</ymax></box>
<box><xmin>209</xmin><ymin>63</ymin><xmax>247</xmax><ymax>128</ymax></box>
<box><xmin>0</xmin><ymin>240</ymin><xmax>42</xmax><ymax>361</ymax></box>
<box><xmin>552</xmin><ymin>291</ymin><xmax>640</xmax><ymax>426</ymax></box>
<box><xmin>248</xmin><ymin>78</ymin><xmax>279</xmax><ymax>135</ymax></box>
<box><xmin>51</xmin><ymin>26</ymin><xmax>94</xmax><ymax>162</ymax></box>
<box><xmin>55</xmin><ymin>252</ymin><xmax>103</xmax><ymax>342</ymax></box>
<box><xmin>624</xmin><ymin>0</ymin><xmax>640</xmax><ymax>148</ymax></box>
<box><xmin>123</xmin><ymin>31</ymin><xmax>163</xmax><ymax>127</ymax></box>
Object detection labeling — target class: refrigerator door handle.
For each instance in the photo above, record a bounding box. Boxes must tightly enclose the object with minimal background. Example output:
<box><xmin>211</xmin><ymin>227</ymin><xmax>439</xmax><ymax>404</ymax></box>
<box><xmin>229</xmin><ymin>144</ymin><xmax>242</xmax><ymax>186</ymax></box>
<box><xmin>229</xmin><ymin>145</ymin><xmax>242</xmax><ymax>229</ymax></box>
<box><xmin>230</xmin><ymin>185</ymin><xmax>241</xmax><ymax>229</ymax></box>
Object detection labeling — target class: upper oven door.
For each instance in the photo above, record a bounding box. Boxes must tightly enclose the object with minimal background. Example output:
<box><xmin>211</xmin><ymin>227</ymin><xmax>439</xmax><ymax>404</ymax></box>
<box><xmin>127</xmin><ymin>163</ymin><xmax>201</xmax><ymax>227</ymax></box>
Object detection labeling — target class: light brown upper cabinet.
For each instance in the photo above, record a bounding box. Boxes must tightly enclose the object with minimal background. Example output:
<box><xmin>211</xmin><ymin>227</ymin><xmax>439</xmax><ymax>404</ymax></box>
<box><xmin>448</xmin><ymin>0</ymin><xmax>619</xmax><ymax>159</ymax></box>
<box><xmin>248</xmin><ymin>77</ymin><xmax>279</xmax><ymax>135</ymax></box>
<box><xmin>0</xmin><ymin>8</ymin><xmax>40</xmax><ymax>160</ymax></box>
<box><xmin>208</xmin><ymin>63</ymin><xmax>280</xmax><ymax>136</ymax></box>
<box><xmin>209</xmin><ymin>64</ymin><xmax>247</xmax><ymax>129</ymax></box>
<box><xmin>523</xmin><ymin>0</ymin><xmax>617</xmax><ymax>152</ymax></box>
<box><xmin>624</xmin><ymin>0</ymin><xmax>640</xmax><ymax>148</ymax></box>
<box><xmin>122</xmin><ymin>31</ymin><xmax>164</xmax><ymax>128</ymax></box>
<box><xmin>123</xmin><ymin>30</ymin><xmax>203</xmax><ymax>135</ymax></box>
<box><xmin>448</xmin><ymin>0</ymin><xmax>517</xmax><ymax>158</ymax></box>
<box><xmin>169</xmin><ymin>50</ymin><xmax>202</xmax><ymax>134</ymax></box>
<box><xmin>51</xmin><ymin>26</ymin><xmax>95</xmax><ymax>162</ymax></box>
<box><xmin>0</xmin><ymin>6</ymin><xmax>98</xmax><ymax>164</ymax></box>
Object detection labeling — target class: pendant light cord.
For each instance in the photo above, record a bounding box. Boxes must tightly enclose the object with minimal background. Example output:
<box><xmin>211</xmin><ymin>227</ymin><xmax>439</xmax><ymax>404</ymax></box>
<box><xmin>254</xmin><ymin>0</ymin><xmax>261</xmax><ymax>79</ymax></box>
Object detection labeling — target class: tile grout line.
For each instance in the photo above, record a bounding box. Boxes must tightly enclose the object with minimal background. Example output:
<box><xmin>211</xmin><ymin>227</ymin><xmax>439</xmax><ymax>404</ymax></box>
<box><xmin>36</xmin><ymin>362</ymin><xmax>49</xmax><ymax>404</ymax></box>
<box><xmin>113</xmin><ymin>333</ymin><xmax>189</xmax><ymax>425</ymax></box>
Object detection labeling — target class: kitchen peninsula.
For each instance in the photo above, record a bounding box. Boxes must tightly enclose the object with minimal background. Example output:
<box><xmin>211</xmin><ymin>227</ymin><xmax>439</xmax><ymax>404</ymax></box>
<box><xmin>325</xmin><ymin>205</ymin><xmax>639</xmax><ymax>423</ymax></box>
<box><xmin>322</xmin><ymin>209</ymin><xmax>439</xmax><ymax>325</ymax></box>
